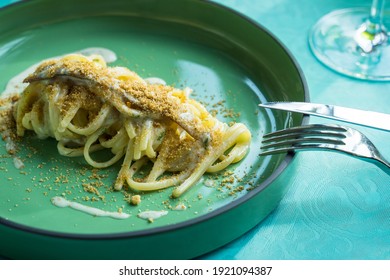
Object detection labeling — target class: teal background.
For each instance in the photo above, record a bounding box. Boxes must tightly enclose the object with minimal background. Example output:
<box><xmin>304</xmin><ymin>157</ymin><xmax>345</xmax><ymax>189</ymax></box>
<box><xmin>0</xmin><ymin>0</ymin><xmax>389</xmax><ymax>259</ymax></box>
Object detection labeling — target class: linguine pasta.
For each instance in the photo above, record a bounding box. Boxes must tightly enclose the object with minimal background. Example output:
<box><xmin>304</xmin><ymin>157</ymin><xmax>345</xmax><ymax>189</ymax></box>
<box><xmin>11</xmin><ymin>54</ymin><xmax>251</xmax><ymax>197</ymax></box>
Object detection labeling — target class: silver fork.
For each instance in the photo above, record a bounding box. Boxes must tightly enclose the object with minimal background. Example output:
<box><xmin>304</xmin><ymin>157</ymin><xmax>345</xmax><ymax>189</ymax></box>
<box><xmin>260</xmin><ymin>124</ymin><xmax>390</xmax><ymax>172</ymax></box>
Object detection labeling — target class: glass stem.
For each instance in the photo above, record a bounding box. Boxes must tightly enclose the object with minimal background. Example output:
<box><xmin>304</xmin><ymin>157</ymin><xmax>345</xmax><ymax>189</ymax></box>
<box><xmin>366</xmin><ymin>0</ymin><xmax>386</xmax><ymax>34</ymax></box>
<box><xmin>355</xmin><ymin>0</ymin><xmax>388</xmax><ymax>53</ymax></box>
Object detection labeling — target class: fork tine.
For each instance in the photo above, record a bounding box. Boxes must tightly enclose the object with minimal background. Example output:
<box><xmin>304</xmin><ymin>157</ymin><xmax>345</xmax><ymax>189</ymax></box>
<box><xmin>259</xmin><ymin>143</ymin><xmax>335</xmax><ymax>156</ymax></box>
<box><xmin>261</xmin><ymin>137</ymin><xmax>345</xmax><ymax>149</ymax></box>
<box><xmin>262</xmin><ymin>124</ymin><xmax>348</xmax><ymax>140</ymax></box>
<box><xmin>259</xmin><ymin>147</ymin><xmax>296</xmax><ymax>156</ymax></box>
<box><xmin>262</xmin><ymin>130</ymin><xmax>346</xmax><ymax>143</ymax></box>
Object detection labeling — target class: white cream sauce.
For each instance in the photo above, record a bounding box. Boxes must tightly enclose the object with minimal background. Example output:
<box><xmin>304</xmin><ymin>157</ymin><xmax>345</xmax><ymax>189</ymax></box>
<box><xmin>0</xmin><ymin>130</ymin><xmax>24</xmax><ymax>169</ymax></box>
<box><xmin>13</xmin><ymin>157</ymin><xmax>24</xmax><ymax>169</ymax></box>
<box><xmin>144</xmin><ymin>77</ymin><xmax>166</xmax><ymax>85</ymax></box>
<box><xmin>204</xmin><ymin>178</ymin><xmax>215</xmax><ymax>187</ymax></box>
<box><xmin>137</xmin><ymin>210</ymin><xmax>168</xmax><ymax>220</ymax></box>
<box><xmin>2</xmin><ymin>47</ymin><xmax>117</xmax><ymax>97</ymax></box>
<box><xmin>173</xmin><ymin>203</ymin><xmax>187</xmax><ymax>211</ymax></box>
<box><xmin>179</xmin><ymin>112</ymin><xmax>194</xmax><ymax>121</ymax></box>
<box><xmin>78</xmin><ymin>47</ymin><xmax>117</xmax><ymax>63</ymax></box>
<box><xmin>51</xmin><ymin>196</ymin><xmax>130</xmax><ymax>219</ymax></box>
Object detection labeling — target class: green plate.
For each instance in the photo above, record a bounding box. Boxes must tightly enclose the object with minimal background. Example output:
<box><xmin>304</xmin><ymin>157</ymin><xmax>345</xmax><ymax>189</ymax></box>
<box><xmin>0</xmin><ymin>0</ymin><xmax>308</xmax><ymax>259</ymax></box>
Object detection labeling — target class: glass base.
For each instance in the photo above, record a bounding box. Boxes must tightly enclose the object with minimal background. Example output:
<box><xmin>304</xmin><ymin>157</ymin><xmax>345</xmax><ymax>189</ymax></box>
<box><xmin>309</xmin><ymin>8</ymin><xmax>390</xmax><ymax>81</ymax></box>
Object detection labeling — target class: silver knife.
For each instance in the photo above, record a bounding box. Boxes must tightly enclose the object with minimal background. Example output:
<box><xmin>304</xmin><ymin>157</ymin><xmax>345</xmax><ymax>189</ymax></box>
<box><xmin>259</xmin><ymin>102</ymin><xmax>390</xmax><ymax>131</ymax></box>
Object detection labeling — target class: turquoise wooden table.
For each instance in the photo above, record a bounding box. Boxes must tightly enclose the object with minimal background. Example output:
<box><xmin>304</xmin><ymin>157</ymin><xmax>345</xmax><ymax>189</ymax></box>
<box><xmin>0</xmin><ymin>0</ymin><xmax>389</xmax><ymax>260</ymax></box>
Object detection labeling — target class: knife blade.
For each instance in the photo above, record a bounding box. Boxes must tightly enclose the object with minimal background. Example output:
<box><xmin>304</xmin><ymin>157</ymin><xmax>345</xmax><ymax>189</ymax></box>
<box><xmin>259</xmin><ymin>102</ymin><xmax>390</xmax><ymax>131</ymax></box>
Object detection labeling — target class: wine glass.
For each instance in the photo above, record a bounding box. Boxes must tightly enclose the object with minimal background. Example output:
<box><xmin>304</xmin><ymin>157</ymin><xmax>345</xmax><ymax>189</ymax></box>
<box><xmin>309</xmin><ymin>0</ymin><xmax>390</xmax><ymax>81</ymax></box>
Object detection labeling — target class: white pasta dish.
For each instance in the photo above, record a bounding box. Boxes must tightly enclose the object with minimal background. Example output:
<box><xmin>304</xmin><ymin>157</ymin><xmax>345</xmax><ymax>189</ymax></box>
<box><xmin>9</xmin><ymin>54</ymin><xmax>251</xmax><ymax>198</ymax></box>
